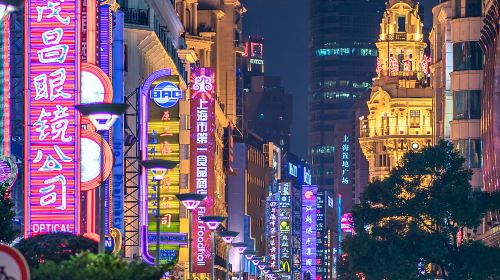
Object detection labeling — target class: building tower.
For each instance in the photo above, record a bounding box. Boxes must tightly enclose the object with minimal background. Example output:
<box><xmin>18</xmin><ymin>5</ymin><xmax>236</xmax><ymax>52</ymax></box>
<box><xmin>359</xmin><ymin>0</ymin><xmax>433</xmax><ymax>181</ymax></box>
<box><xmin>309</xmin><ymin>0</ymin><xmax>384</xmax><ymax>211</ymax></box>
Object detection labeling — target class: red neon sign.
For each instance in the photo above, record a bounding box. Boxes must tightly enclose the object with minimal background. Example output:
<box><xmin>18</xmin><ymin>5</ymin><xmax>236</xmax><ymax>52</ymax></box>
<box><xmin>25</xmin><ymin>0</ymin><xmax>81</xmax><ymax>237</ymax></box>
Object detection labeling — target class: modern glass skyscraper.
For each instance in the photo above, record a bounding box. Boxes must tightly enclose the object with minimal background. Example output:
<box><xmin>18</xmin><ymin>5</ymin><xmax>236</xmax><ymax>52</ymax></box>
<box><xmin>309</xmin><ymin>0</ymin><xmax>385</xmax><ymax>196</ymax></box>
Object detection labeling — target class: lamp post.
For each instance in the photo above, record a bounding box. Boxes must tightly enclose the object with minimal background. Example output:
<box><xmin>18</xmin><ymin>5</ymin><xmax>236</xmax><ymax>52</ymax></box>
<box><xmin>0</xmin><ymin>0</ymin><xmax>22</xmax><ymax>21</ymax></box>
<box><xmin>175</xmin><ymin>193</ymin><xmax>206</xmax><ymax>279</ymax></box>
<box><xmin>200</xmin><ymin>215</ymin><xmax>226</xmax><ymax>280</ymax></box>
<box><xmin>76</xmin><ymin>102</ymin><xmax>127</xmax><ymax>254</ymax></box>
<box><xmin>244</xmin><ymin>251</ymin><xmax>255</xmax><ymax>280</ymax></box>
<box><xmin>217</xmin><ymin>231</ymin><xmax>239</xmax><ymax>280</ymax></box>
<box><xmin>140</xmin><ymin>159</ymin><xmax>178</xmax><ymax>267</ymax></box>
<box><xmin>231</xmin><ymin>242</ymin><xmax>247</xmax><ymax>279</ymax></box>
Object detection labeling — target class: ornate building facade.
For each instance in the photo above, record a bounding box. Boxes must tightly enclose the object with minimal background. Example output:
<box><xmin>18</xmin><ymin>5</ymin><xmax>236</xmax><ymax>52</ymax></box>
<box><xmin>359</xmin><ymin>0</ymin><xmax>433</xmax><ymax>181</ymax></box>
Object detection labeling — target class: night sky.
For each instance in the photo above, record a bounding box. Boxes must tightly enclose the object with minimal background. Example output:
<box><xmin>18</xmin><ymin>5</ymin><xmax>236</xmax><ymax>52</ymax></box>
<box><xmin>242</xmin><ymin>0</ymin><xmax>439</xmax><ymax>159</ymax></box>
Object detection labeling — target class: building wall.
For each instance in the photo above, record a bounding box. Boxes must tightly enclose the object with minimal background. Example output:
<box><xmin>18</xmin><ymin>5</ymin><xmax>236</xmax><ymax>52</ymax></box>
<box><xmin>449</xmin><ymin>0</ymin><xmax>483</xmax><ymax>189</ymax></box>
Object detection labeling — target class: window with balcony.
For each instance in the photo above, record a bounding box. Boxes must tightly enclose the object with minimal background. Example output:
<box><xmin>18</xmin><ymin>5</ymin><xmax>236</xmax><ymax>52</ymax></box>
<box><xmin>410</xmin><ymin>110</ymin><xmax>420</xmax><ymax>128</ymax></box>
<box><xmin>453</xmin><ymin>90</ymin><xmax>481</xmax><ymax>120</ymax></box>
<box><xmin>465</xmin><ymin>0</ymin><xmax>482</xmax><ymax>17</ymax></box>
<box><xmin>453</xmin><ymin>41</ymin><xmax>483</xmax><ymax>71</ymax></box>
<box><xmin>398</xmin><ymin>16</ymin><xmax>406</xmax><ymax>32</ymax></box>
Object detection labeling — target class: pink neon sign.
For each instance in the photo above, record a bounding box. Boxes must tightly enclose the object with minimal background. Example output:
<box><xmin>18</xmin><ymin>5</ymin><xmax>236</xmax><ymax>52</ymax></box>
<box><xmin>25</xmin><ymin>0</ymin><xmax>81</xmax><ymax>237</ymax></box>
<box><xmin>190</xmin><ymin>67</ymin><xmax>216</xmax><ymax>273</ymax></box>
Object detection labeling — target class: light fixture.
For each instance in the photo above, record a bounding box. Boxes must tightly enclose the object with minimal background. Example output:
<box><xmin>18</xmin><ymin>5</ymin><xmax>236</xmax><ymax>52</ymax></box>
<box><xmin>175</xmin><ymin>193</ymin><xmax>206</xmax><ymax>210</ymax></box>
<box><xmin>252</xmin><ymin>259</ymin><xmax>260</xmax><ymax>265</ymax></box>
<box><xmin>0</xmin><ymin>0</ymin><xmax>22</xmax><ymax>21</ymax></box>
<box><xmin>232</xmin><ymin>242</ymin><xmax>247</xmax><ymax>254</ymax></box>
<box><xmin>140</xmin><ymin>159</ymin><xmax>178</xmax><ymax>181</ymax></box>
<box><xmin>244</xmin><ymin>250</ymin><xmax>255</xmax><ymax>260</ymax></box>
<box><xmin>76</xmin><ymin>103</ymin><xmax>128</xmax><ymax>131</ymax></box>
<box><xmin>200</xmin><ymin>216</ymin><xmax>226</xmax><ymax>231</ymax></box>
<box><xmin>217</xmin><ymin>230</ymin><xmax>239</xmax><ymax>244</ymax></box>
<box><xmin>258</xmin><ymin>264</ymin><xmax>267</xmax><ymax>270</ymax></box>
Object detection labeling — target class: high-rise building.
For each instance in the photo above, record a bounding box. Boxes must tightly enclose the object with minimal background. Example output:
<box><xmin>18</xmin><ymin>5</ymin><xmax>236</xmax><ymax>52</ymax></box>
<box><xmin>359</xmin><ymin>0</ymin><xmax>433</xmax><ymax>181</ymax></box>
<box><xmin>244</xmin><ymin>76</ymin><xmax>293</xmax><ymax>151</ymax></box>
<box><xmin>309</xmin><ymin>0</ymin><xmax>384</xmax><ymax>191</ymax></box>
<box><xmin>430</xmin><ymin>0</ymin><xmax>483</xmax><ymax>192</ymax></box>
<box><xmin>480</xmin><ymin>0</ymin><xmax>500</xmax><ymax>247</ymax></box>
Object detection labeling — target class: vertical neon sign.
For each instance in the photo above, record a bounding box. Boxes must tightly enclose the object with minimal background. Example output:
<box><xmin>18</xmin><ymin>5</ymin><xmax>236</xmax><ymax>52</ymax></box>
<box><xmin>301</xmin><ymin>185</ymin><xmax>317</xmax><ymax>279</ymax></box>
<box><xmin>25</xmin><ymin>0</ymin><xmax>81</xmax><ymax>237</ymax></box>
<box><xmin>341</xmin><ymin>135</ymin><xmax>350</xmax><ymax>185</ymax></box>
<box><xmin>278</xmin><ymin>182</ymin><xmax>291</xmax><ymax>274</ymax></box>
<box><xmin>140</xmin><ymin>69</ymin><xmax>182</xmax><ymax>265</ymax></box>
<box><xmin>190</xmin><ymin>67</ymin><xmax>216</xmax><ymax>273</ymax></box>
<box><xmin>266</xmin><ymin>196</ymin><xmax>279</xmax><ymax>270</ymax></box>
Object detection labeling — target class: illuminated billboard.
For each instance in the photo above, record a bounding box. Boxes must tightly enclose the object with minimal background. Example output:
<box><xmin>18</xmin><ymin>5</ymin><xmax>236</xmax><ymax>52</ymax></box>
<box><xmin>266</xmin><ymin>197</ymin><xmax>279</xmax><ymax>270</ymax></box>
<box><xmin>25</xmin><ymin>0</ymin><xmax>81</xmax><ymax>237</ymax></box>
<box><xmin>301</xmin><ymin>185</ymin><xmax>317</xmax><ymax>279</ymax></box>
<box><xmin>190</xmin><ymin>67</ymin><xmax>216</xmax><ymax>273</ymax></box>
<box><xmin>279</xmin><ymin>182</ymin><xmax>291</xmax><ymax>274</ymax></box>
<box><xmin>140</xmin><ymin>69</ymin><xmax>182</xmax><ymax>265</ymax></box>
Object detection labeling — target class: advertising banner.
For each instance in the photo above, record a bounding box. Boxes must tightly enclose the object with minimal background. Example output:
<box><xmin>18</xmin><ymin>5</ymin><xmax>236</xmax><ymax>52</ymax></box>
<box><xmin>301</xmin><ymin>185</ymin><xmax>318</xmax><ymax>279</ymax></box>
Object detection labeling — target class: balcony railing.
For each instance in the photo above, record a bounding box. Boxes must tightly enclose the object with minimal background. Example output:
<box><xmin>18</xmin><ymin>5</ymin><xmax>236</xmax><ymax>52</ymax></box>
<box><xmin>123</xmin><ymin>8</ymin><xmax>149</xmax><ymax>26</ymax></box>
<box><xmin>387</xmin><ymin>32</ymin><xmax>407</xmax><ymax>41</ymax></box>
<box><xmin>360</xmin><ymin>124</ymin><xmax>432</xmax><ymax>138</ymax></box>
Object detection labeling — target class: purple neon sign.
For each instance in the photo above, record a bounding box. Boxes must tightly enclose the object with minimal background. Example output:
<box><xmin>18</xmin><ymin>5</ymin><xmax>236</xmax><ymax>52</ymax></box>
<box><xmin>301</xmin><ymin>185</ymin><xmax>317</xmax><ymax>279</ymax></box>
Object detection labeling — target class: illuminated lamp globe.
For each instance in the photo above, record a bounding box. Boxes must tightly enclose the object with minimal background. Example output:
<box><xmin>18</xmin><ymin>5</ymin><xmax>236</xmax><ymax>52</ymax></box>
<box><xmin>244</xmin><ymin>250</ymin><xmax>255</xmax><ymax>260</ymax></box>
<box><xmin>0</xmin><ymin>0</ymin><xmax>22</xmax><ymax>21</ymax></box>
<box><xmin>76</xmin><ymin>103</ymin><xmax>128</xmax><ymax>131</ymax></box>
<box><xmin>140</xmin><ymin>159</ymin><xmax>178</xmax><ymax>181</ymax></box>
<box><xmin>200</xmin><ymin>216</ymin><xmax>226</xmax><ymax>231</ymax></box>
<box><xmin>175</xmin><ymin>193</ymin><xmax>206</xmax><ymax>210</ymax></box>
<box><xmin>262</xmin><ymin>269</ymin><xmax>270</xmax><ymax>274</ymax></box>
<box><xmin>258</xmin><ymin>263</ymin><xmax>268</xmax><ymax>270</ymax></box>
<box><xmin>232</xmin><ymin>242</ymin><xmax>247</xmax><ymax>254</ymax></box>
<box><xmin>217</xmin><ymin>230</ymin><xmax>239</xmax><ymax>244</ymax></box>
<box><xmin>251</xmin><ymin>259</ymin><xmax>260</xmax><ymax>265</ymax></box>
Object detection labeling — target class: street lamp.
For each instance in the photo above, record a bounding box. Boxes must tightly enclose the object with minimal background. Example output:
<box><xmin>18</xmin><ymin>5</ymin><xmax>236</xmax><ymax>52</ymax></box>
<box><xmin>140</xmin><ymin>159</ymin><xmax>178</xmax><ymax>267</ymax></box>
<box><xmin>217</xmin><ymin>231</ymin><xmax>239</xmax><ymax>280</ymax></box>
<box><xmin>0</xmin><ymin>0</ymin><xmax>22</xmax><ymax>22</ymax></box>
<box><xmin>243</xmin><ymin>250</ymin><xmax>255</xmax><ymax>280</ymax></box>
<box><xmin>76</xmin><ymin>102</ymin><xmax>127</xmax><ymax>254</ymax></box>
<box><xmin>175</xmin><ymin>192</ymin><xmax>206</xmax><ymax>279</ymax></box>
<box><xmin>232</xmin><ymin>242</ymin><xmax>247</xmax><ymax>279</ymax></box>
<box><xmin>200</xmin><ymin>215</ymin><xmax>226</xmax><ymax>280</ymax></box>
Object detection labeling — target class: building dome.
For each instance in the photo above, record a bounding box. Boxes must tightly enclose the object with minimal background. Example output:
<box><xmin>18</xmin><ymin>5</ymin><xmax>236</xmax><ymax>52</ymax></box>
<box><xmin>388</xmin><ymin>0</ymin><xmax>416</xmax><ymax>8</ymax></box>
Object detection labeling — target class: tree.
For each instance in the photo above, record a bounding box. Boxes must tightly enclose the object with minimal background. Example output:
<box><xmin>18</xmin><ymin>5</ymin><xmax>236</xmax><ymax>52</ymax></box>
<box><xmin>31</xmin><ymin>252</ymin><xmax>164</xmax><ymax>280</ymax></box>
<box><xmin>15</xmin><ymin>232</ymin><xmax>97</xmax><ymax>266</ymax></box>
<box><xmin>340</xmin><ymin>141</ymin><xmax>500</xmax><ymax>280</ymax></box>
<box><xmin>0</xmin><ymin>184</ymin><xmax>18</xmax><ymax>244</ymax></box>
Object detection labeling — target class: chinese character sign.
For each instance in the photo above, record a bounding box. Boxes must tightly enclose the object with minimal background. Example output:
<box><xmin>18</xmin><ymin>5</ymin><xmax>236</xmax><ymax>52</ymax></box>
<box><xmin>279</xmin><ymin>183</ymin><xmax>291</xmax><ymax>274</ymax></box>
<box><xmin>301</xmin><ymin>185</ymin><xmax>317</xmax><ymax>279</ymax></box>
<box><xmin>190</xmin><ymin>67</ymin><xmax>216</xmax><ymax>273</ymax></box>
<box><xmin>341</xmin><ymin>135</ymin><xmax>350</xmax><ymax>185</ymax></box>
<box><xmin>341</xmin><ymin>213</ymin><xmax>354</xmax><ymax>233</ymax></box>
<box><xmin>140</xmin><ymin>72</ymin><xmax>182</xmax><ymax>265</ymax></box>
<box><xmin>25</xmin><ymin>0</ymin><xmax>81</xmax><ymax>237</ymax></box>
<box><xmin>267</xmin><ymin>199</ymin><xmax>279</xmax><ymax>270</ymax></box>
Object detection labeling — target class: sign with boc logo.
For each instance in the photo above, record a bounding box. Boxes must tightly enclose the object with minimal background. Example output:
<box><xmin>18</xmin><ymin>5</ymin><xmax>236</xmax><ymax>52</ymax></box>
<box><xmin>150</xmin><ymin>81</ymin><xmax>183</xmax><ymax>108</ymax></box>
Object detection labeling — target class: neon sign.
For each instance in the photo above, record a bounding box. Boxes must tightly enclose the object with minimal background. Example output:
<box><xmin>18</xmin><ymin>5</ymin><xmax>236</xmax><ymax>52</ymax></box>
<box><xmin>190</xmin><ymin>67</ymin><xmax>216</xmax><ymax>273</ymax></box>
<box><xmin>341</xmin><ymin>213</ymin><xmax>354</xmax><ymax>233</ymax></box>
<box><xmin>419</xmin><ymin>55</ymin><xmax>431</xmax><ymax>75</ymax></box>
<box><xmin>25</xmin><ymin>0</ymin><xmax>81</xmax><ymax>237</ymax></box>
<box><xmin>303</xmin><ymin>167</ymin><xmax>311</xmax><ymax>185</ymax></box>
<box><xmin>341</xmin><ymin>135</ymin><xmax>350</xmax><ymax>185</ymax></box>
<box><xmin>140</xmin><ymin>69</ymin><xmax>182</xmax><ymax>265</ymax></box>
<box><xmin>301</xmin><ymin>185</ymin><xmax>317</xmax><ymax>279</ymax></box>
<box><xmin>279</xmin><ymin>183</ymin><xmax>291</xmax><ymax>274</ymax></box>
<box><xmin>288</xmin><ymin>163</ymin><xmax>297</xmax><ymax>177</ymax></box>
<box><xmin>267</xmin><ymin>198</ymin><xmax>279</xmax><ymax>270</ymax></box>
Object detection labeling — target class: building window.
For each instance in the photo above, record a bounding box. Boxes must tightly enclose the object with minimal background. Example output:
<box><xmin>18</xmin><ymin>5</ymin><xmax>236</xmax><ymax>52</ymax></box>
<box><xmin>454</xmin><ymin>139</ymin><xmax>482</xmax><ymax>168</ymax></box>
<box><xmin>410</xmin><ymin>110</ymin><xmax>420</xmax><ymax>128</ymax></box>
<box><xmin>454</xmin><ymin>0</ymin><xmax>461</xmax><ymax>18</ymax></box>
<box><xmin>465</xmin><ymin>0</ymin><xmax>482</xmax><ymax>17</ymax></box>
<box><xmin>453</xmin><ymin>41</ymin><xmax>483</xmax><ymax>71</ymax></box>
<box><xmin>397</xmin><ymin>16</ymin><xmax>406</xmax><ymax>32</ymax></box>
<box><xmin>453</xmin><ymin>90</ymin><xmax>481</xmax><ymax>120</ymax></box>
<box><xmin>124</xmin><ymin>44</ymin><xmax>128</xmax><ymax>72</ymax></box>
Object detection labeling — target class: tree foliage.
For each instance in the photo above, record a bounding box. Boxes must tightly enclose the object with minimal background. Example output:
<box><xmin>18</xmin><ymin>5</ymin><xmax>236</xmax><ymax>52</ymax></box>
<box><xmin>0</xmin><ymin>185</ymin><xmax>18</xmax><ymax>244</ymax></box>
<box><xmin>340</xmin><ymin>141</ymin><xmax>500</xmax><ymax>280</ymax></box>
<box><xmin>15</xmin><ymin>232</ymin><xmax>97</xmax><ymax>266</ymax></box>
<box><xmin>31</xmin><ymin>252</ymin><xmax>164</xmax><ymax>280</ymax></box>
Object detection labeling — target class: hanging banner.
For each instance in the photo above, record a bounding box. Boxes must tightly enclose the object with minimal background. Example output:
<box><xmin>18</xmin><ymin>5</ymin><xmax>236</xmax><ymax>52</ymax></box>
<box><xmin>190</xmin><ymin>67</ymin><xmax>216</xmax><ymax>273</ymax></box>
<box><xmin>25</xmin><ymin>0</ymin><xmax>81</xmax><ymax>237</ymax></box>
